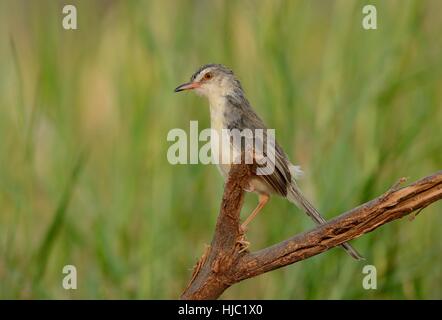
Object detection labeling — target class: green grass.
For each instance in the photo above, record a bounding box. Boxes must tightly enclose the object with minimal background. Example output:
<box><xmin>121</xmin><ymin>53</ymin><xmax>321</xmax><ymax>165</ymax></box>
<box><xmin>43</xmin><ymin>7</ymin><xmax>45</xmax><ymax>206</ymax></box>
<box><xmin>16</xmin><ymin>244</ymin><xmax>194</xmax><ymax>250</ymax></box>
<box><xmin>0</xmin><ymin>0</ymin><xmax>441</xmax><ymax>299</ymax></box>
<box><xmin>34</xmin><ymin>151</ymin><xmax>86</xmax><ymax>283</ymax></box>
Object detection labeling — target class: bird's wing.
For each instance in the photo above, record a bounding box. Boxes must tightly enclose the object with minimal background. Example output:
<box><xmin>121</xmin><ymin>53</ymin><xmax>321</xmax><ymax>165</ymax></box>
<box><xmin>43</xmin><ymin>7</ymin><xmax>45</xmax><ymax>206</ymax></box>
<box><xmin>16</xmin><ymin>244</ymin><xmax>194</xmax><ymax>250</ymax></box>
<box><xmin>225</xmin><ymin>94</ymin><xmax>292</xmax><ymax>196</ymax></box>
<box><xmin>255</xmin><ymin>137</ymin><xmax>292</xmax><ymax>197</ymax></box>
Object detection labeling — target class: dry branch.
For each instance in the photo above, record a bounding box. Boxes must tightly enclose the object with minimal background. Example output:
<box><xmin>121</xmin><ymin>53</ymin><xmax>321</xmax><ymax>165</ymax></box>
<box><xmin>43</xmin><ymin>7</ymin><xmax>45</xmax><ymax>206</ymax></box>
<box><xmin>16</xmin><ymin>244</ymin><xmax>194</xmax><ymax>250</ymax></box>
<box><xmin>181</xmin><ymin>166</ymin><xmax>442</xmax><ymax>300</ymax></box>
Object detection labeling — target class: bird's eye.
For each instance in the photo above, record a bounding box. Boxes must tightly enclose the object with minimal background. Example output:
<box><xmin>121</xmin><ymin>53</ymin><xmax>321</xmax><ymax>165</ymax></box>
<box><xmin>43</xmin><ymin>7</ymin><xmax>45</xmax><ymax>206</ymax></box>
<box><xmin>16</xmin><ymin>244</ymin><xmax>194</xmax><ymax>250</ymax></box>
<box><xmin>203</xmin><ymin>73</ymin><xmax>213</xmax><ymax>80</ymax></box>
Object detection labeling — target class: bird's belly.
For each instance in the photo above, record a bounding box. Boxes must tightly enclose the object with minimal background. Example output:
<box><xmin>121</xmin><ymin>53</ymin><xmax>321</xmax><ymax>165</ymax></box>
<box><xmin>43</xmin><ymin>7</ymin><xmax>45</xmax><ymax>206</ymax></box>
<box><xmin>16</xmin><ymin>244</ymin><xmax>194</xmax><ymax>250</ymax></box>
<box><xmin>216</xmin><ymin>161</ymin><xmax>274</xmax><ymax>195</ymax></box>
<box><xmin>211</xmin><ymin>129</ymin><xmax>275</xmax><ymax>195</ymax></box>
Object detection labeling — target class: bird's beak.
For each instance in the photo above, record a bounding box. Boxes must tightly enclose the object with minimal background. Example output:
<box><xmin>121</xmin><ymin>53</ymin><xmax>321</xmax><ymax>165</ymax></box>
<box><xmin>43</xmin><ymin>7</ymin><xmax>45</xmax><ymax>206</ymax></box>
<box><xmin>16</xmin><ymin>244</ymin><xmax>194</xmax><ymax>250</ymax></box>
<box><xmin>174</xmin><ymin>81</ymin><xmax>200</xmax><ymax>92</ymax></box>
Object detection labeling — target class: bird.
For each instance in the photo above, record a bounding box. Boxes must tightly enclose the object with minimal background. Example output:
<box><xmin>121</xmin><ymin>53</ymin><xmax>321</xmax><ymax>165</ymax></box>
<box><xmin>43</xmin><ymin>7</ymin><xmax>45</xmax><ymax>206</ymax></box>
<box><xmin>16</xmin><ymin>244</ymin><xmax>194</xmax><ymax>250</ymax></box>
<box><xmin>174</xmin><ymin>63</ymin><xmax>363</xmax><ymax>260</ymax></box>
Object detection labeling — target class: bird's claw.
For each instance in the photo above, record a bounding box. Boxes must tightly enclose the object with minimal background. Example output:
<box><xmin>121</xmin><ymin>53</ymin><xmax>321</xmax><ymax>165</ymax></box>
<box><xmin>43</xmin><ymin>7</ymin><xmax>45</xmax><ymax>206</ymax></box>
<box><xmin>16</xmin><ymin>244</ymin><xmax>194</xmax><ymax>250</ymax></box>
<box><xmin>236</xmin><ymin>232</ymin><xmax>250</xmax><ymax>253</ymax></box>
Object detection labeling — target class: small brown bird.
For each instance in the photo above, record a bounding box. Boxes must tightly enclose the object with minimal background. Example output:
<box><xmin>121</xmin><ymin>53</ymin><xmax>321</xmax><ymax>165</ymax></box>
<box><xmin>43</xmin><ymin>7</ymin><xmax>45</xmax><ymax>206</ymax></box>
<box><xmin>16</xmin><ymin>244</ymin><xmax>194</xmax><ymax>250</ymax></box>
<box><xmin>175</xmin><ymin>64</ymin><xmax>363</xmax><ymax>260</ymax></box>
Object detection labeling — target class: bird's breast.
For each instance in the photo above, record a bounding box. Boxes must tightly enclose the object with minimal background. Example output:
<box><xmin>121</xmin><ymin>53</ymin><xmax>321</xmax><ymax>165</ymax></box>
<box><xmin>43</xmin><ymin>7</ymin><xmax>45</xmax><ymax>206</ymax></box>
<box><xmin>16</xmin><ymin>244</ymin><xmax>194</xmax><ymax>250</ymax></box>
<box><xmin>209</xmin><ymin>99</ymin><xmax>234</xmax><ymax>178</ymax></box>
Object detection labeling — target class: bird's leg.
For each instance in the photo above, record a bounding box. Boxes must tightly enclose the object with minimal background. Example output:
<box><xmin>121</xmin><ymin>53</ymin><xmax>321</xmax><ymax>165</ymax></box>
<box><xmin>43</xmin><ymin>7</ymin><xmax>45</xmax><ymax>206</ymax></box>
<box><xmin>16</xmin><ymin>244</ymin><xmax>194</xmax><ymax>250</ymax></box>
<box><xmin>240</xmin><ymin>194</ymin><xmax>270</xmax><ymax>233</ymax></box>
<box><xmin>236</xmin><ymin>194</ymin><xmax>269</xmax><ymax>253</ymax></box>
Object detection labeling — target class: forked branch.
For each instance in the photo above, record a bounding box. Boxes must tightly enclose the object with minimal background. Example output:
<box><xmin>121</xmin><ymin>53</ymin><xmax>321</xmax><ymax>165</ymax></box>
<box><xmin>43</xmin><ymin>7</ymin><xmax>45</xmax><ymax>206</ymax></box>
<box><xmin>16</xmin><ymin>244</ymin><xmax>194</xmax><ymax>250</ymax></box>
<box><xmin>181</xmin><ymin>166</ymin><xmax>442</xmax><ymax>300</ymax></box>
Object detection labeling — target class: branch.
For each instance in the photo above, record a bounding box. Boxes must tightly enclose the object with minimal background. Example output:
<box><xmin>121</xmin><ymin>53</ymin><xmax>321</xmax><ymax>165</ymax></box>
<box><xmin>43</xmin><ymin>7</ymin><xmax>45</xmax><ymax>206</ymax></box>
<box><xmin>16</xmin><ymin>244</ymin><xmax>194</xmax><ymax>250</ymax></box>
<box><xmin>181</xmin><ymin>167</ymin><xmax>442</xmax><ymax>300</ymax></box>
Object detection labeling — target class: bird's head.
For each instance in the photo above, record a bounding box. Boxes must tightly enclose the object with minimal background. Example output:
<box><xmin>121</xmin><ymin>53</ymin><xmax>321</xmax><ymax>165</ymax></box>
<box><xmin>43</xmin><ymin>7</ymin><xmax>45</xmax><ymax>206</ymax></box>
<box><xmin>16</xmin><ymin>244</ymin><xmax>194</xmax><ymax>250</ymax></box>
<box><xmin>174</xmin><ymin>64</ymin><xmax>242</xmax><ymax>100</ymax></box>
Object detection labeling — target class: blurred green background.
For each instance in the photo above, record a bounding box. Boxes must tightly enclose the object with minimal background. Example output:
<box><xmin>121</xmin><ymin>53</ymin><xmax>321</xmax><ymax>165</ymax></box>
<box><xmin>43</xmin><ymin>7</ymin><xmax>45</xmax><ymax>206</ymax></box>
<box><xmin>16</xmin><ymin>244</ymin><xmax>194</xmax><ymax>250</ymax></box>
<box><xmin>0</xmin><ymin>0</ymin><xmax>441</xmax><ymax>299</ymax></box>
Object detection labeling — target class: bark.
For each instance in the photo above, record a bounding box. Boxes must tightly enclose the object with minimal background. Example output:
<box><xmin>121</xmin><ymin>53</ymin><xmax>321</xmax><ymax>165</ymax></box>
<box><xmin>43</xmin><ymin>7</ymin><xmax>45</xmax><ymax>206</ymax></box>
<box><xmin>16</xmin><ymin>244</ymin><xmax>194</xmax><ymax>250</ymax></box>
<box><xmin>181</xmin><ymin>167</ymin><xmax>442</xmax><ymax>300</ymax></box>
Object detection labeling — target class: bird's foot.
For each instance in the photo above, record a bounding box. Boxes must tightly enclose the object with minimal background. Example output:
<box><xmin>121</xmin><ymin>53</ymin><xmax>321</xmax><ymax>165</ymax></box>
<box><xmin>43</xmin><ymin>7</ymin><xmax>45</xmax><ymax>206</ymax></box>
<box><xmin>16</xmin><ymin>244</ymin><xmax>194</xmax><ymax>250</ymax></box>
<box><xmin>237</xmin><ymin>237</ymin><xmax>250</xmax><ymax>253</ymax></box>
<box><xmin>236</xmin><ymin>226</ymin><xmax>250</xmax><ymax>253</ymax></box>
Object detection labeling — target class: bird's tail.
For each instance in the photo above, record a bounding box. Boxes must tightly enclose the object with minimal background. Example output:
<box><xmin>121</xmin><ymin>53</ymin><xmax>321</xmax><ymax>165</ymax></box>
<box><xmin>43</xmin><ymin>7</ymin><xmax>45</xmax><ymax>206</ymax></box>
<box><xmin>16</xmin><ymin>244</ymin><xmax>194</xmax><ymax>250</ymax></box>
<box><xmin>287</xmin><ymin>183</ymin><xmax>364</xmax><ymax>260</ymax></box>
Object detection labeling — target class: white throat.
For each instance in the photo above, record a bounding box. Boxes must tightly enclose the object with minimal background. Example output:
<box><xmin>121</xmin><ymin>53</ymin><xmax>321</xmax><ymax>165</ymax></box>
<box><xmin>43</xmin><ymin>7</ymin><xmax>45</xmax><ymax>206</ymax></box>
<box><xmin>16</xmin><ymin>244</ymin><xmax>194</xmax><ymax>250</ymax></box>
<box><xmin>208</xmin><ymin>94</ymin><xmax>228</xmax><ymax>132</ymax></box>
